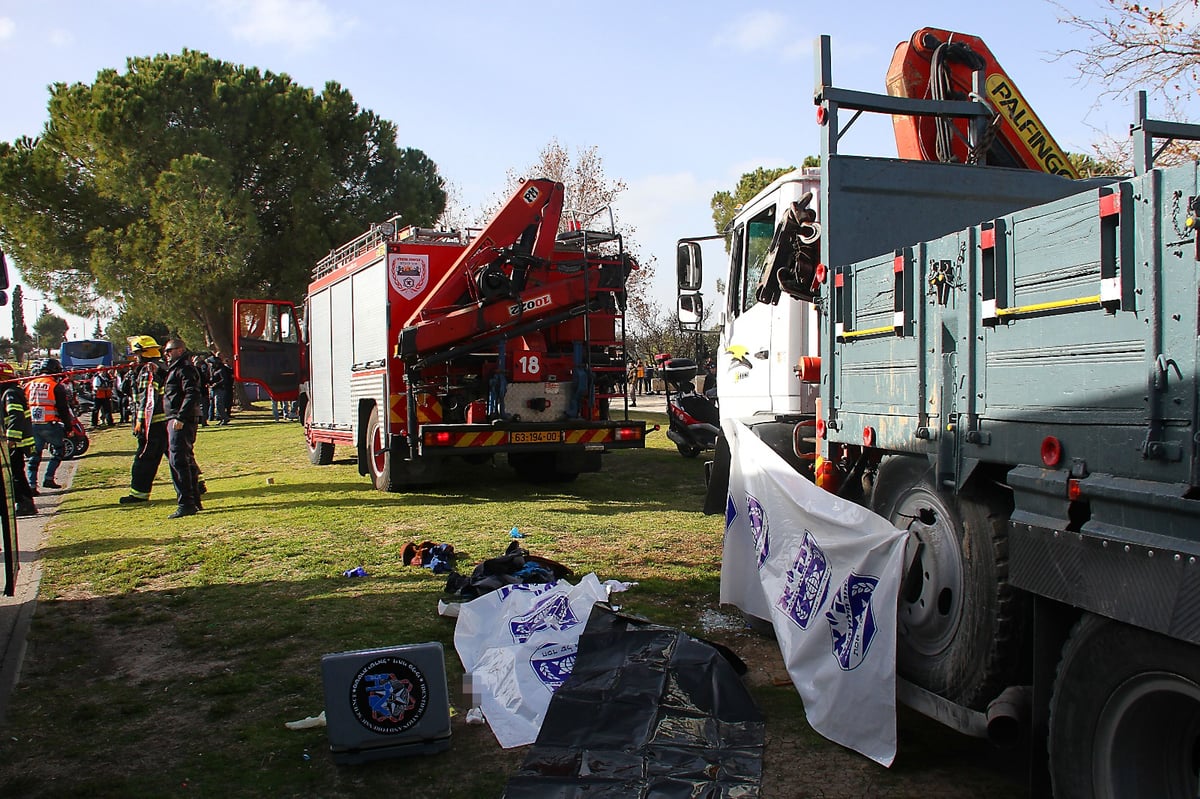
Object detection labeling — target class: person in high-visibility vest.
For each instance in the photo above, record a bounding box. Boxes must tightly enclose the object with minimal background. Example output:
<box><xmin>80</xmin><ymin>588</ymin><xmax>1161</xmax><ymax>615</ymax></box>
<box><xmin>92</xmin><ymin>368</ymin><xmax>115</xmax><ymax>428</ymax></box>
<box><xmin>118</xmin><ymin>336</ymin><xmax>168</xmax><ymax>505</ymax></box>
<box><xmin>0</xmin><ymin>363</ymin><xmax>37</xmax><ymax>515</ymax></box>
<box><xmin>24</xmin><ymin>357</ymin><xmax>75</xmax><ymax>491</ymax></box>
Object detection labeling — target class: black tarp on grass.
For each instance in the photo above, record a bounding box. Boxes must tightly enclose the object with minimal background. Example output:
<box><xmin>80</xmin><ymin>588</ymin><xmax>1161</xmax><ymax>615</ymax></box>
<box><xmin>504</xmin><ymin>604</ymin><xmax>765</xmax><ymax>798</ymax></box>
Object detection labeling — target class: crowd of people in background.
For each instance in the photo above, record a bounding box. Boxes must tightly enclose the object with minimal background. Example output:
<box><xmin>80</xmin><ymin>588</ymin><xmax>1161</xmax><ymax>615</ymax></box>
<box><xmin>0</xmin><ymin>336</ymin><xmax>251</xmax><ymax>520</ymax></box>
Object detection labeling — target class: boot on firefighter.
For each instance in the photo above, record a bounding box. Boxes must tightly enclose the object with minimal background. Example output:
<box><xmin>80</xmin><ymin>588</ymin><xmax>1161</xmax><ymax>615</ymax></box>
<box><xmin>118</xmin><ymin>336</ymin><xmax>168</xmax><ymax>505</ymax></box>
<box><xmin>24</xmin><ymin>357</ymin><xmax>75</xmax><ymax>491</ymax></box>
<box><xmin>0</xmin><ymin>363</ymin><xmax>37</xmax><ymax>516</ymax></box>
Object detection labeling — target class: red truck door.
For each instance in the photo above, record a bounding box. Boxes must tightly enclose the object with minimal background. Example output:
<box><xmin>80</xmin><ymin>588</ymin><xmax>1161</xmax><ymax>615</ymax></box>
<box><xmin>233</xmin><ymin>299</ymin><xmax>302</xmax><ymax>401</ymax></box>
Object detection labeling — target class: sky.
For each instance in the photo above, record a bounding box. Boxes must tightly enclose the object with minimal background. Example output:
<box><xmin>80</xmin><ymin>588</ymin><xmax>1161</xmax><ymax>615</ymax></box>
<box><xmin>0</xmin><ymin>0</ymin><xmax>1142</xmax><ymax>342</ymax></box>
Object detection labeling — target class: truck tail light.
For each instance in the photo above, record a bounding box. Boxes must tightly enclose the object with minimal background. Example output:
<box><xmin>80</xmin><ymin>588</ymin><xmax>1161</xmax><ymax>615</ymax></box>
<box><xmin>1067</xmin><ymin>479</ymin><xmax>1082</xmax><ymax>500</ymax></box>
<box><xmin>425</xmin><ymin>431</ymin><xmax>453</xmax><ymax>446</ymax></box>
<box><xmin>1041</xmin><ymin>436</ymin><xmax>1063</xmax><ymax>467</ymax></box>
<box><xmin>863</xmin><ymin>426</ymin><xmax>876</xmax><ymax>447</ymax></box>
<box><xmin>615</xmin><ymin>426</ymin><xmax>642</xmax><ymax>441</ymax></box>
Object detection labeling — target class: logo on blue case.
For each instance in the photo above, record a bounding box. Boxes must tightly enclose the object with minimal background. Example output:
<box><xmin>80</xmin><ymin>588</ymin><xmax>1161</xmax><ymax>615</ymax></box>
<box><xmin>826</xmin><ymin>573</ymin><xmax>880</xmax><ymax>671</ymax></box>
<box><xmin>349</xmin><ymin>656</ymin><xmax>430</xmax><ymax>735</ymax></box>
<box><xmin>777</xmin><ymin>530</ymin><xmax>830</xmax><ymax>630</ymax></box>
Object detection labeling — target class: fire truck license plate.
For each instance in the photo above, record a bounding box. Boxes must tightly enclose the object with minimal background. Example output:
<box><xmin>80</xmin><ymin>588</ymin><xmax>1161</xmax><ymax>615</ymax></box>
<box><xmin>511</xmin><ymin>431</ymin><xmax>562</xmax><ymax>444</ymax></box>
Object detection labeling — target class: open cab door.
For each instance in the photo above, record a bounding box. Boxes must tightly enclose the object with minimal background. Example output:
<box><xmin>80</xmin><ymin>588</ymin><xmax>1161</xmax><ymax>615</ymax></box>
<box><xmin>233</xmin><ymin>299</ymin><xmax>302</xmax><ymax>401</ymax></box>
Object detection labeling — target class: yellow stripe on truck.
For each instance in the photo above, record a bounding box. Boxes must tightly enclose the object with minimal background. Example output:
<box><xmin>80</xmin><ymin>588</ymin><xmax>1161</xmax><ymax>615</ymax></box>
<box><xmin>455</xmin><ymin>431</ymin><xmax>507</xmax><ymax>448</ymax></box>
<box><xmin>564</xmin><ymin>429</ymin><xmax>612</xmax><ymax>444</ymax></box>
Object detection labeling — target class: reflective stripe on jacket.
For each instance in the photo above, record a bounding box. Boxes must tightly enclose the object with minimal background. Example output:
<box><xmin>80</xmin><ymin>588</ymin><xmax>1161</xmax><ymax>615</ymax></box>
<box><xmin>3</xmin><ymin>388</ymin><xmax>34</xmax><ymax>448</ymax></box>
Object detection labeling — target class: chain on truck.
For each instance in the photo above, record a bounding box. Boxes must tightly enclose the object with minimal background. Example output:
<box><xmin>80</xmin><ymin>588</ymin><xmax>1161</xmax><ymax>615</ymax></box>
<box><xmin>678</xmin><ymin>29</ymin><xmax>1200</xmax><ymax>799</ymax></box>
<box><xmin>235</xmin><ymin>178</ymin><xmax>646</xmax><ymax>490</ymax></box>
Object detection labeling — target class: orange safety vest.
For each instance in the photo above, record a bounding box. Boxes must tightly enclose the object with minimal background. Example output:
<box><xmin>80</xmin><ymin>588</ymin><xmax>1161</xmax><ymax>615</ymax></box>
<box><xmin>26</xmin><ymin>375</ymin><xmax>61</xmax><ymax>424</ymax></box>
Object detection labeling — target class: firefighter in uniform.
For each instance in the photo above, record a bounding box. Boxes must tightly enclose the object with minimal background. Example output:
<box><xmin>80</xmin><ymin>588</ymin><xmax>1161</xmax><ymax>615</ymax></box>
<box><xmin>25</xmin><ymin>357</ymin><xmax>74</xmax><ymax>490</ymax></box>
<box><xmin>0</xmin><ymin>363</ymin><xmax>37</xmax><ymax>515</ymax></box>
<box><xmin>118</xmin><ymin>336</ymin><xmax>168</xmax><ymax>505</ymax></box>
<box><xmin>162</xmin><ymin>338</ymin><xmax>204</xmax><ymax>518</ymax></box>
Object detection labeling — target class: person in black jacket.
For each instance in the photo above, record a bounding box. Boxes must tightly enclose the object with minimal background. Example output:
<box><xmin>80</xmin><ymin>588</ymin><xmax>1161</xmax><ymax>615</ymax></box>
<box><xmin>162</xmin><ymin>338</ymin><xmax>204</xmax><ymax>518</ymax></box>
<box><xmin>207</xmin><ymin>354</ymin><xmax>233</xmax><ymax>425</ymax></box>
<box><xmin>0</xmin><ymin>364</ymin><xmax>37</xmax><ymax>516</ymax></box>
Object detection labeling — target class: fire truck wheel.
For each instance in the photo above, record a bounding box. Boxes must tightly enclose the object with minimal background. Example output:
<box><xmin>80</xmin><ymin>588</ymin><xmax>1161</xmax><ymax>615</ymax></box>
<box><xmin>508</xmin><ymin>452</ymin><xmax>579</xmax><ymax>483</ymax></box>
<box><xmin>306</xmin><ymin>403</ymin><xmax>333</xmax><ymax>465</ymax></box>
<box><xmin>1049</xmin><ymin>614</ymin><xmax>1200</xmax><ymax>799</ymax></box>
<box><xmin>363</xmin><ymin>406</ymin><xmax>395</xmax><ymax>491</ymax></box>
<box><xmin>871</xmin><ymin>455</ymin><xmax>1021</xmax><ymax>710</ymax></box>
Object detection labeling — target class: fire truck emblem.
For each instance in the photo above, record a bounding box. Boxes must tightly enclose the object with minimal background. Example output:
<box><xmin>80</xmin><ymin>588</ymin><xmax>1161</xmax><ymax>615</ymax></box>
<box><xmin>388</xmin><ymin>252</ymin><xmax>429</xmax><ymax>300</ymax></box>
<box><xmin>529</xmin><ymin>641</ymin><xmax>577</xmax><ymax>691</ymax></box>
<box><xmin>747</xmin><ymin>494</ymin><xmax>769</xmax><ymax>568</ymax></box>
<box><xmin>349</xmin><ymin>656</ymin><xmax>430</xmax><ymax>734</ymax></box>
<box><xmin>826</xmin><ymin>572</ymin><xmax>880</xmax><ymax>671</ymax></box>
<box><xmin>777</xmin><ymin>529</ymin><xmax>830</xmax><ymax>630</ymax></box>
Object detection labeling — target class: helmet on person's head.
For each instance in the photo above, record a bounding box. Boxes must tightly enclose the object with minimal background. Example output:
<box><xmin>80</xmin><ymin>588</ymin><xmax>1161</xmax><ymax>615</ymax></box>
<box><xmin>128</xmin><ymin>335</ymin><xmax>162</xmax><ymax>359</ymax></box>
<box><xmin>0</xmin><ymin>363</ymin><xmax>15</xmax><ymax>382</ymax></box>
<box><xmin>34</xmin><ymin>358</ymin><xmax>62</xmax><ymax>376</ymax></box>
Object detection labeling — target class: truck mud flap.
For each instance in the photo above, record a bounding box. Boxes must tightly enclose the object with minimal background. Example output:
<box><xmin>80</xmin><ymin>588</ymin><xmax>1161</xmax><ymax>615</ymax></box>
<box><xmin>702</xmin><ymin>432</ymin><xmax>730</xmax><ymax>516</ymax></box>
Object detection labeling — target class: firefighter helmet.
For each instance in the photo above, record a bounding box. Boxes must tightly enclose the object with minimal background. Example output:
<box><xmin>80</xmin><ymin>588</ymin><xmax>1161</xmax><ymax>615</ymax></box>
<box><xmin>0</xmin><ymin>362</ymin><xmax>15</xmax><ymax>382</ymax></box>
<box><xmin>128</xmin><ymin>335</ymin><xmax>162</xmax><ymax>359</ymax></box>
<box><xmin>34</xmin><ymin>357</ymin><xmax>62</xmax><ymax>375</ymax></box>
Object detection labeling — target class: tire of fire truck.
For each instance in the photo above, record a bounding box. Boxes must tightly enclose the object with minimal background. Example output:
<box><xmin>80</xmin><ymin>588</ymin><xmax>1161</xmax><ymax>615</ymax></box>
<box><xmin>870</xmin><ymin>455</ymin><xmax>1022</xmax><ymax>710</ymax></box>
<box><xmin>507</xmin><ymin>451</ymin><xmax>593</xmax><ymax>483</ymax></box>
<box><xmin>305</xmin><ymin>403</ymin><xmax>333</xmax><ymax>465</ymax></box>
<box><xmin>363</xmin><ymin>406</ymin><xmax>439</xmax><ymax>491</ymax></box>
<box><xmin>1049</xmin><ymin>614</ymin><xmax>1200</xmax><ymax>799</ymax></box>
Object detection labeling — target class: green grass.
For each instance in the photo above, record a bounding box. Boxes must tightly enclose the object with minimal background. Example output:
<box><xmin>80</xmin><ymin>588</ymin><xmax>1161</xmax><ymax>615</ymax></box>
<box><xmin>0</xmin><ymin>408</ymin><xmax>1023</xmax><ymax>798</ymax></box>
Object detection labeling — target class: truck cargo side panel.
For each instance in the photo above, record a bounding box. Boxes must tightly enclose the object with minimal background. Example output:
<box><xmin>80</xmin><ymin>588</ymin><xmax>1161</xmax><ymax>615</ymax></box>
<box><xmin>309</xmin><ymin>288</ymin><xmax>335</xmax><ymax>426</ymax></box>
<box><xmin>821</xmin><ymin>156</ymin><xmax>1111</xmax><ymax>270</ymax></box>
<box><xmin>330</xmin><ymin>278</ymin><xmax>354</xmax><ymax>426</ymax></box>
<box><xmin>352</xmin><ymin>260</ymin><xmax>388</xmax><ymax>367</ymax></box>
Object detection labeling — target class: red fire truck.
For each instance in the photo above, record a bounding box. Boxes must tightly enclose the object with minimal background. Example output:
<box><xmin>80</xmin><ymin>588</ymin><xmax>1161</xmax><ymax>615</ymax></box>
<box><xmin>235</xmin><ymin>178</ymin><xmax>645</xmax><ymax>490</ymax></box>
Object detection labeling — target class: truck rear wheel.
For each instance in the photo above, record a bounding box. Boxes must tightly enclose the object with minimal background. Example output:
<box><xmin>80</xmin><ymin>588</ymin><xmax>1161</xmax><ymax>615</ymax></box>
<box><xmin>508</xmin><ymin>452</ymin><xmax>580</xmax><ymax>483</ymax></box>
<box><xmin>871</xmin><ymin>455</ymin><xmax>1020</xmax><ymax>709</ymax></box>
<box><xmin>1049</xmin><ymin>614</ymin><xmax>1200</xmax><ymax>799</ymax></box>
<box><xmin>306</xmin><ymin>403</ymin><xmax>333</xmax><ymax>465</ymax></box>
<box><xmin>364</xmin><ymin>406</ymin><xmax>438</xmax><ymax>490</ymax></box>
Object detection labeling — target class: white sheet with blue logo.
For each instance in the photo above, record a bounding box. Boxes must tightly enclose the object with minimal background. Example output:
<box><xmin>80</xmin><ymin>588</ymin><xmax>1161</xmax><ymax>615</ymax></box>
<box><xmin>720</xmin><ymin>420</ymin><xmax>909</xmax><ymax>766</ymax></box>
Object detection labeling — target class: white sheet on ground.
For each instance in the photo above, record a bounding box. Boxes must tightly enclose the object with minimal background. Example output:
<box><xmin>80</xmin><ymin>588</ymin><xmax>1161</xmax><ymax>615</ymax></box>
<box><xmin>720</xmin><ymin>420</ymin><xmax>909</xmax><ymax>766</ymax></box>
<box><xmin>454</xmin><ymin>573</ymin><xmax>609</xmax><ymax>748</ymax></box>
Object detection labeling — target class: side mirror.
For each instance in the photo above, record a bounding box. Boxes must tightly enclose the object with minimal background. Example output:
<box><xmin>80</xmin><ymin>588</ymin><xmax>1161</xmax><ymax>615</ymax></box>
<box><xmin>0</xmin><ymin>252</ymin><xmax>10</xmax><ymax>293</ymax></box>
<box><xmin>677</xmin><ymin>241</ymin><xmax>702</xmax><ymax>292</ymax></box>
<box><xmin>678</xmin><ymin>292</ymin><xmax>703</xmax><ymax>332</ymax></box>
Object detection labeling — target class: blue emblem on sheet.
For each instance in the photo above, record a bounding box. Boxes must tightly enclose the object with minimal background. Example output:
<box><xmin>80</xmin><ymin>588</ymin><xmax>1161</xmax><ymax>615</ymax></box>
<box><xmin>777</xmin><ymin>530</ymin><xmax>830</xmax><ymax>630</ymax></box>
<box><xmin>826</xmin><ymin>572</ymin><xmax>880</xmax><ymax>670</ymax></box>
<box><xmin>747</xmin><ymin>494</ymin><xmax>769</xmax><ymax>568</ymax></box>
<box><xmin>529</xmin><ymin>641</ymin><xmax>577</xmax><ymax>691</ymax></box>
<box><xmin>510</xmin><ymin>593</ymin><xmax>580</xmax><ymax>644</ymax></box>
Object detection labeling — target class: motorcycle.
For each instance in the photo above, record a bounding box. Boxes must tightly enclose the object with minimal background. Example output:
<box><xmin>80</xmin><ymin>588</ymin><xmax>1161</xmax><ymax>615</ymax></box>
<box><xmin>61</xmin><ymin>416</ymin><xmax>90</xmax><ymax>460</ymax></box>
<box><xmin>662</xmin><ymin>358</ymin><xmax>720</xmax><ymax>458</ymax></box>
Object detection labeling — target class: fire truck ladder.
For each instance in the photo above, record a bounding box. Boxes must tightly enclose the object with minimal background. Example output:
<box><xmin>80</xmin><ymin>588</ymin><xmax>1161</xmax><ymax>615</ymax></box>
<box><xmin>556</xmin><ymin>205</ymin><xmax>633</xmax><ymax>418</ymax></box>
